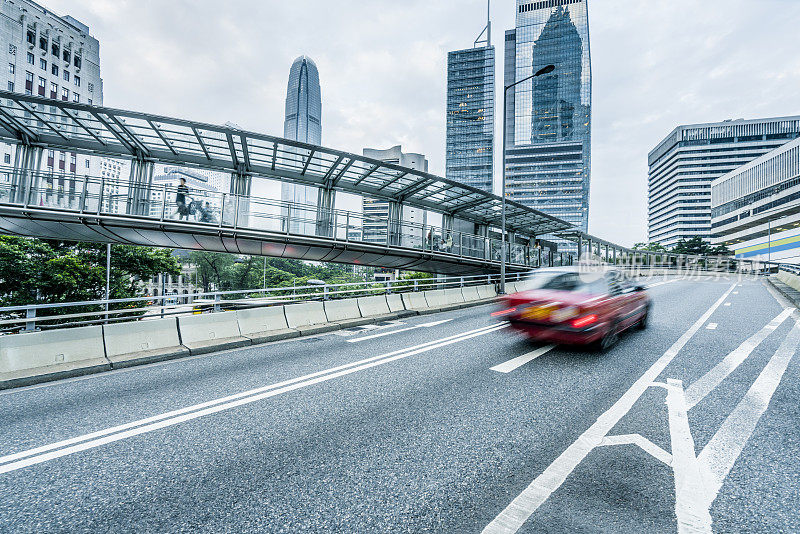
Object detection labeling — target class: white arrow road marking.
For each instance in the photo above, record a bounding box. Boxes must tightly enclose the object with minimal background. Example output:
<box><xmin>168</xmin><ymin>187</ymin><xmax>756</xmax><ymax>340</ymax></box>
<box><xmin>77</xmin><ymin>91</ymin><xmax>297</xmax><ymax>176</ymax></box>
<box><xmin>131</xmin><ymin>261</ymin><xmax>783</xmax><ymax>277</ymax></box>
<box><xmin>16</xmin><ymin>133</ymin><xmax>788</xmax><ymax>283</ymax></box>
<box><xmin>490</xmin><ymin>345</ymin><xmax>555</xmax><ymax>373</ymax></box>
<box><xmin>598</xmin><ymin>434</ymin><xmax>672</xmax><ymax>466</ymax></box>
<box><xmin>0</xmin><ymin>322</ymin><xmax>505</xmax><ymax>475</ymax></box>
<box><xmin>698</xmin><ymin>318</ymin><xmax>800</xmax><ymax>509</ymax></box>
<box><xmin>346</xmin><ymin>319</ymin><xmax>453</xmax><ymax>343</ymax></box>
<box><xmin>481</xmin><ymin>284</ymin><xmax>735</xmax><ymax>534</ymax></box>
<box><xmin>685</xmin><ymin>308</ymin><xmax>793</xmax><ymax>409</ymax></box>
<box><xmin>663</xmin><ymin>379</ymin><xmax>713</xmax><ymax>534</ymax></box>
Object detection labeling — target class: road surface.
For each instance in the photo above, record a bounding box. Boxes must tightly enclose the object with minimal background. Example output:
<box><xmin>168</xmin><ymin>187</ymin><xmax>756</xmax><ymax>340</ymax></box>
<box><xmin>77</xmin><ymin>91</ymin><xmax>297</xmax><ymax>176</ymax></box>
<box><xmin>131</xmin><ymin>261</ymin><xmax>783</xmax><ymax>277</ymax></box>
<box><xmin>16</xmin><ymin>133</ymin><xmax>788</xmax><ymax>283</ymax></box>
<box><xmin>1</xmin><ymin>276</ymin><xmax>798</xmax><ymax>533</ymax></box>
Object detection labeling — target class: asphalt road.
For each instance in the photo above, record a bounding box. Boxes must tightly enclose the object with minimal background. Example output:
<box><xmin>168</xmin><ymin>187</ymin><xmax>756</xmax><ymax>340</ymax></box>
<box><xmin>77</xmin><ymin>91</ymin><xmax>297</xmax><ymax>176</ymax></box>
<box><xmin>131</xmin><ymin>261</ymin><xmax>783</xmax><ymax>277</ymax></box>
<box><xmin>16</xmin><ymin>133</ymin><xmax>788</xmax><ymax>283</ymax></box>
<box><xmin>1</xmin><ymin>276</ymin><xmax>798</xmax><ymax>533</ymax></box>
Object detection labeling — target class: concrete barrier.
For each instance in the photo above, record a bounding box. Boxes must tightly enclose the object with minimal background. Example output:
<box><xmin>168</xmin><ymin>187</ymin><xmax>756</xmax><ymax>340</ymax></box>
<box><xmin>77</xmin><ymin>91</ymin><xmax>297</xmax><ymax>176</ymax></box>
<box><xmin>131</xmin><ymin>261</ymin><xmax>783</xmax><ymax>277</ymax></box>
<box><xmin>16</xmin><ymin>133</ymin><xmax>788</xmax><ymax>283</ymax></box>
<box><xmin>104</xmin><ymin>318</ymin><xmax>188</xmax><ymax>368</ymax></box>
<box><xmin>178</xmin><ymin>311</ymin><xmax>250</xmax><ymax>355</ymax></box>
<box><xmin>477</xmin><ymin>284</ymin><xmax>498</xmax><ymax>300</ymax></box>
<box><xmin>237</xmin><ymin>306</ymin><xmax>300</xmax><ymax>344</ymax></box>
<box><xmin>444</xmin><ymin>288</ymin><xmax>466</xmax><ymax>306</ymax></box>
<box><xmin>1</xmin><ymin>326</ymin><xmax>109</xmax><ymax>388</ymax></box>
<box><xmin>357</xmin><ymin>295</ymin><xmax>392</xmax><ymax>319</ymax></box>
<box><xmin>461</xmin><ymin>285</ymin><xmax>481</xmax><ymax>302</ymax></box>
<box><xmin>424</xmin><ymin>289</ymin><xmax>448</xmax><ymax>309</ymax></box>
<box><xmin>777</xmin><ymin>271</ymin><xmax>800</xmax><ymax>292</ymax></box>
<box><xmin>402</xmin><ymin>291</ymin><xmax>428</xmax><ymax>311</ymax></box>
<box><xmin>324</xmin><ymin>298</ymin><xmax>370</xmax><ymax>328</ymax></box>
<box><xmin>284</xmin><ymin>301</ymin><xmax>340</xmax><ymax>335</ymax></box>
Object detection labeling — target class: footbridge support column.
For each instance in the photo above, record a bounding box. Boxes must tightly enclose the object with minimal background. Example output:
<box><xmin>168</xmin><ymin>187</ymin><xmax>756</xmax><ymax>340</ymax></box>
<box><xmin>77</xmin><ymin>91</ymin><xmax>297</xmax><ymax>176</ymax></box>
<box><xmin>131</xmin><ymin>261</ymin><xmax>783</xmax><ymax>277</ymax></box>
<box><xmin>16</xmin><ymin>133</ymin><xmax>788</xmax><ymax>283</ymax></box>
<box><xmin>11</xmin><ymin>143</ymin><xmax>43</xmax><ymax>205</ymax></box>
<box><xmin>127</xmin><ymin>159</ymin><xmax>154</xmax><ymax>216</ymax></box>
<box><xmin>229</xmin><ymin>171</ymin><xmax>251</xmax><ymax>228</ymax></box>
<box><xmin>316</xmin><ymin>187</ymin><xmax>336</xmax><ymax>238</ymax></box>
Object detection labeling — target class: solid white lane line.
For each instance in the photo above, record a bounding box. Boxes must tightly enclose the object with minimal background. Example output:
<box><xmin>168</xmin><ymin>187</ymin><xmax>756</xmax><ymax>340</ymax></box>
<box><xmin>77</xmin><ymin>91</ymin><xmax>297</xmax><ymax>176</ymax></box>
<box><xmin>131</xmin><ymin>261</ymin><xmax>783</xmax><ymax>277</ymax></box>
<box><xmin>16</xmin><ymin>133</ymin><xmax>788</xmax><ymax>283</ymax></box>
<box><xmin>347</xmin><ymin>319</ymin><xmax>452</xmax><ymax>343</ymax></box>
<box><xmin>481</xmin><ymin>284</ymin><xmax>736</xmax><ymax>534</ymax></box>
<box><xmin>698</xmin><ymin>318</ymin><xmax>800</xmax><ymax>507</ymax></box>
<box><xmin>0</xmin><ymin>323</ymin><xmax>507</xmax><ymax>474</ymax></box>
<box><xmin>598</xmin><ymin>434</ymin><xmax>672</xmax><ymax>466</ymax></box>
<box><xmin>490</xmin><ymin>346</ymin><xmax>555</xmax><ymax>373</ymax></box>
<box><xmin>685</xmin><ymin>308</ymin><xmax>793</xmax><ymax>409</ymax></box>
<box><xmin>664</xmin><ymin>379</ymin><xmax>713</xmax><ymax>534</ymax></box>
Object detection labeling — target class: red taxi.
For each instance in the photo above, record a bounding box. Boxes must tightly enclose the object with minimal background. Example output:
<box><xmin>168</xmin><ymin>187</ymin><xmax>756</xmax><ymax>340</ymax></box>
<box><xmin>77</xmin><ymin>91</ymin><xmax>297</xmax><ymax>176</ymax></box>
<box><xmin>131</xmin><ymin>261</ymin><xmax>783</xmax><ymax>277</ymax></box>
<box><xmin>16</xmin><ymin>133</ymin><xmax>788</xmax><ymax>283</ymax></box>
<box><xmin>493</xmin><ymin>267</ymin><xmax>650</xmax><ymax>351</ymax></box>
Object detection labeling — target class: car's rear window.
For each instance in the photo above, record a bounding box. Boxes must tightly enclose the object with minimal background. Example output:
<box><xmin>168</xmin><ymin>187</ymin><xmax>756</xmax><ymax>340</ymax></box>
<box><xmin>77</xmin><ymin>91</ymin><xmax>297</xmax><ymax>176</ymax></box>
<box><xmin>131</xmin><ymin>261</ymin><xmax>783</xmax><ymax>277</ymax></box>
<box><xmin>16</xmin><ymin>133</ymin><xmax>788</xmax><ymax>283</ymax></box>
<box><xmin>518</xmin><ymin>271</ymin><xmax>608</xmax><ymax>294</ymax></box>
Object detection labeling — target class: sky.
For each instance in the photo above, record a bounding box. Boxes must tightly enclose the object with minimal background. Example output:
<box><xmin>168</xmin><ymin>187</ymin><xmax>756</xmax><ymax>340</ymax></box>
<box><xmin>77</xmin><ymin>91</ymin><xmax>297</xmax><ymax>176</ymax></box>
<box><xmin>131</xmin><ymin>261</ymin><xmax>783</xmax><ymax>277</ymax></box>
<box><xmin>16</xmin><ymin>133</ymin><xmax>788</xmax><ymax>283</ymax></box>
<box><xmin>43</xmin><ymin>0</ymin><xmax>800</xmax><ymax>246</ymax></box>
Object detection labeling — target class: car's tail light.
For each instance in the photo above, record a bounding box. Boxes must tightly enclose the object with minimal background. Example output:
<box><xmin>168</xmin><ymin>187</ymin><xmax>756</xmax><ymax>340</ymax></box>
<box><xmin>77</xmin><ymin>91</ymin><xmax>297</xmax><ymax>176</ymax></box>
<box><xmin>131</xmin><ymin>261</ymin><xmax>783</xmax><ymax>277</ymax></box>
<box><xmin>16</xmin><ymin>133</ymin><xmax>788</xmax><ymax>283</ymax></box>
<box><xmin>571</xmin><ymin>314</ymin><xmax>598</xmax><ymax>329</ymax></box>
<box><xmin>492</xmin><ymin>307</ymin><xmax>517</xmax><ymax>317</ymax></box>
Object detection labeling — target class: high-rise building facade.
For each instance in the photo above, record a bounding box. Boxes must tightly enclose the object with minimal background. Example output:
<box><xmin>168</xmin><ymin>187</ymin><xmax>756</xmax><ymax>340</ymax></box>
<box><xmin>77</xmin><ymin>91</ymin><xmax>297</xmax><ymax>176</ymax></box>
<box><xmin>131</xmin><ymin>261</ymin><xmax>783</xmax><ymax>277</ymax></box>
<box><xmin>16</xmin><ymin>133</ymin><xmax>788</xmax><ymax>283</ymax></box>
<box><xmin>504</xmin><ymin>0</ymin><xmax>592</xmax><ymax>234</ymax></box>
<box><xmin>648</xmin><ymin>116</ymin><xmax>800</xmax><ymax>248</ymax></box>
<box><xmin>710</xmin><ymin>137</ymin><xmax>800</xmax><ymax>263</ymax></box>
<box><xmin>0</xmin><ymin>0</ymin><xmax>109</xmax><ymax>208</ymax></box>
<box><xmin>281</xmin><ymin>55</ymin><xmax>322</xmax><ymax>233</ymax></box>
<box><xmin>362</xmin><ymin>146</ymin><xmax>427</xmax><ymax>245</ymax></box>
<box><xmin>445</xmin><ymin>8</ymin><xmax>494</xmax><ymax>193</ymax></box>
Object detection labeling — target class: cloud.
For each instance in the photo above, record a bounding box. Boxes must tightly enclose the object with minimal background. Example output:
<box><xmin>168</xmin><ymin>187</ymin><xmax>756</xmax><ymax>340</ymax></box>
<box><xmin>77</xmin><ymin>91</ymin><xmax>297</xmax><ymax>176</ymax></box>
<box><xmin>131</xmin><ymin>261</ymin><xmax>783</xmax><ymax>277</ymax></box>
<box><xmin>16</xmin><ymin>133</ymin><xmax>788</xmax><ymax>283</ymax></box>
<box><xmin>42</xmin><ymin>0</ymin><xmax>800</xmax><ymax>246</ymax></box>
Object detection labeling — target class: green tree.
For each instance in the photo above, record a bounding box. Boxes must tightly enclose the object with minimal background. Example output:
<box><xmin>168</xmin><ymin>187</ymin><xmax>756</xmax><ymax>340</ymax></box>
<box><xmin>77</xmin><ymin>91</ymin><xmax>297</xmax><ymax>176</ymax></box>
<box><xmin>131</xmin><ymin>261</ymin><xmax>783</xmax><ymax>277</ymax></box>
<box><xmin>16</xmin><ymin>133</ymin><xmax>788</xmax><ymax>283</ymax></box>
<box><xmin>0</xmin><ymin>237</ymin><xmax>180</xmax><ymax>309</ymax></box>
<box><xmin>633</xmin><ymin>242</ymin><xmax>667</xmax><ymax>252</ymax></box>
<box><xmin>671</xmin><ymin>237</ymin><xmax>731</xmax><ymax>256</ymax></box>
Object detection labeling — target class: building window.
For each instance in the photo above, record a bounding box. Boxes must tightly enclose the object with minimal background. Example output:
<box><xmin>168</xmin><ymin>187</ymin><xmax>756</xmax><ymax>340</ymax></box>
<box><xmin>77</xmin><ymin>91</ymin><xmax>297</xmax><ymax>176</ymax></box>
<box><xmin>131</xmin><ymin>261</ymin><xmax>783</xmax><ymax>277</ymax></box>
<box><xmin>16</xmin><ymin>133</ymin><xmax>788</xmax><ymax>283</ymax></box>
<box><xmin>8</xmin><ymin>63</ymin><xmax>14</xmax><ymax>75</ymax></box>
<box><xmin>63</xmin><ymin>70</ymin><xmax>69</xmax><ymax>82</ymax></box>
<box><xmin>72</xmin><ymin>93</ymin><xmax>79</xmax><ymax>103</ymax></box>
<box><xmin>39</xmin><ymin>58</ymin><xmax>46</xmax><ymax>70</ymax></box>
<box><xmin>51</xmin><ymin>42</ymin><xmax>59</xmax><ymax>58</ymax></box>
<box><xmin>37</xmin><ymin>76</ymin><xmax>45</xmax><ymax>96</ymax></box>
<box><xmin>39</xmin><ymin>37</ymin><xmax>47</xmax><ymax>52</ymax></box>
<box><xmin>74</xmin><ymin>55</ymin><xmax>81</xmax><ymax>69</ymax></box>
<box><xmin>51</xmin><ymin>63</ymin><xmax>58</xmax><ymax>76</ymax></box>
<box><xmin>61</xmin><ymin>87</ymin><xmax>69</xmax><ymax>101</ymax></box>
<box><xmin>88</xmin><ymin>82</ymin><xmax>94</xmax><ymax>93</ymax></box>
<box><xmin>87</xmin><ymin>98</ymin><xmax>92</xmax><ymax>106</ymax></box>
<box><xmin>3</xmin><ymin>154</ymin><xmax>10</xmax><ymax>164</ymax></box>
<box><xmin>62</xmin><ymin>49</ymin><xmax>70</xmax><ymax>63</ymax></box>
<box><xmin>47</xmin><ymin>150</ymin><xmax>54</xmax><ymax>167</ymax></box>
<box><xmin>50</xmin><ymin>82</ymin><xmax>57</xmax><ymax>99</ymax></box>
<box><xmin>85</xmin><ymin>159</ymin><xmax>90</xmax><ymax>169</ymax></box>
<box><xmin>74</xmin><ymin>75</ymin><xmax>80</xmax><ymax>87</ymax></box>
<box><xmin>26</xmin><ymin>30</ymin><xmax>35</xmax><ymax>46</ymax></box>
<box><xmin>58</xmin><ymin>152</ymin><xmax>65</xmax><ymax>171</ymax></box>
<box><xmin>8</xmin><ymin>44</ymin><xmax>16</xmax><ymax>55</ymax></box>
<box><xmin>7</xmin><ymin>81</ymin><xmax>13</xmax><ymax>92</ymax></box>
<box><xmin>27</xmin><ymin>52</ymin><xmax>34</xmax><ymax>65</ymax></box>
<box><xmin>70</xmin><ymin>154</ymin><xmax>76</xmax><ymax>173</ymax></box>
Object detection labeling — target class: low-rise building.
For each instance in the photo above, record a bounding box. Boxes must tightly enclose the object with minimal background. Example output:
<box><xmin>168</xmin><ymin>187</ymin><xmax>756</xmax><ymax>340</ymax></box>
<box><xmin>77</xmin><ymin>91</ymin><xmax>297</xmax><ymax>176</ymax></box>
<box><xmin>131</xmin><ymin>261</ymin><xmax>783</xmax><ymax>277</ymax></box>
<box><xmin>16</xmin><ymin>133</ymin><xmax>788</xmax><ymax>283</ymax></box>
<box><xmin>710</xmin><ymin>137</ymin><xmax>800</xmax><ymax>263</ymax></box>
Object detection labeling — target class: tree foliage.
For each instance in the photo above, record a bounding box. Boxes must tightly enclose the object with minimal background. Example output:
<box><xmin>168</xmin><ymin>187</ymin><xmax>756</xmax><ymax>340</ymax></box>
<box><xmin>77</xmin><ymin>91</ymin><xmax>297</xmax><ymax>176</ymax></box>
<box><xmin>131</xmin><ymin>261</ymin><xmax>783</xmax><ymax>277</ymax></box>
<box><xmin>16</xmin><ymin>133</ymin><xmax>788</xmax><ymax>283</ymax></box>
<box><xmin>0</xmin><ymin>236</ymin><xmax>180</xmax><ymax>308</ymax></box>
<box><xmin>671</xmin><ymin>237</ymin><xmax>732</xmax><ymax>256</ymax></box>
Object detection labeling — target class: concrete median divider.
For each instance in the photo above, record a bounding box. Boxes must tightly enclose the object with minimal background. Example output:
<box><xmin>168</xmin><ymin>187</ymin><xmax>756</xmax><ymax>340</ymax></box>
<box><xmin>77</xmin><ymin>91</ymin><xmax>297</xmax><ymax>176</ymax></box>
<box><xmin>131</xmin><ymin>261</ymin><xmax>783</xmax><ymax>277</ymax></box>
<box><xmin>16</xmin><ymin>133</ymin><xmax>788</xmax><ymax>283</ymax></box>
<box><xmin>423</xmin><ymin>289</ymin><xmax>448</xmax><ymax>309</ymax></box>
<box><xmin>1</xmin><ymin>326</ymin><xmax>109</xmax><ymax>389</ymax></box>
<box><xmin>237</xmin><ymin>306</ymin><xmax>300</xmax><ymax>344</ymax></box>
<box><xmin>104</xmin><ymin>318</ymin><xmax>188</xmax><ymax>368</ymax></box>
<box><xmin>178</xmin><ymin>311</ymin><xmax>250</xmax><ymax>355</ymax></box>
<box><xmin>443</xmin><ymin>288</ymin><xmax>467</xmax><ymax>310</ymax></box>
<box><xmin>402</xmin><ymin>291</ymin><xmax>428</xmax><ymax>311</ymax></box>
<box><xmin>284</xmin><ymin>301</ymin><xmax>340</xmax><ymax>335</ymax></box>
<box><xmin>324</xmin><ymin>298</ymin><xmax>370</xmax><ymax>328</ymax></box>
<box><xmin>357</xmin><ymin>295</ymin><xmax>393</xmax><ymax>320</ymax></box>
<box><xmin>461</xmin><ymin>285</ymin><xmax>481</xmax><ymax>302</ymax></box>
<box><xmin>386</xmin><ymin>293</ymin><xmax>415</xmax><ymax>317</ymax></box>
<box><xmin>477</xmin><ymin>284</ymin><xmax>497</xmax><ymax>300</ymax></box>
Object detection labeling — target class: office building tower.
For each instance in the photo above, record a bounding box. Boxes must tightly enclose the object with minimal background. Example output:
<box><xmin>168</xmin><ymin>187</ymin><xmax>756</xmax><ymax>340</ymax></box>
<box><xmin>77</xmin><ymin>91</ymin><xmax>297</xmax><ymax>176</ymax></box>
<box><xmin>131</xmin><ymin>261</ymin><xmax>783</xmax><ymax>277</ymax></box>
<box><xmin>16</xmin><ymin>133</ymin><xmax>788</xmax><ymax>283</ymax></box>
<box><xmin>710</xmin><ymin>136</ymin><xmax>800</xmax><ymax>262</ymax></box>
<box><xmin>649</xmin><ymin>116</ymin><xmax>800</xmax><ymax>248</ymax></box>
<box><xmin>0</xmin><ymin>0</ymin><xmax>114</xmax><ymax>209</ymax></box>
<box><xmin>362</xmin><ymin>145</ymin><xmax>427</xmax><ymax>246</ymax></box>
<box><xmin>504</xmin><ymin>0</ymin><xmax>592</xmax><ymax>237</ymax></box>
<box><xmin>281</xmin><ymin>56</ymin><xmax>322</xmax><ymax>234</ymax></box>
<box><xmin>446</xmin><ymin>3</ymin><xmax>495</xmax><ymax>193</ymax></box>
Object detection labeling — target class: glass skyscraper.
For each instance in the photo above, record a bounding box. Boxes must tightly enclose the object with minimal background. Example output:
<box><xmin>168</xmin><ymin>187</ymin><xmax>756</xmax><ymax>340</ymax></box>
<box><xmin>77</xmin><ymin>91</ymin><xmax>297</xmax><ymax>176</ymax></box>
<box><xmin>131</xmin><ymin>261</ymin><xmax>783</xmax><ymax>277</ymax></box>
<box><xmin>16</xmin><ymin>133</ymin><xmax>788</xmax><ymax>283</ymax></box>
<box><xmin>505</xmin><ymin>0</ymin><xmax>592</xmax><ymax>234</ymax></box>
<box><xmin>282</xmin><ymin>56</ymin><xmax>322</xmax><ymax>233</ymax></box>
<box><xmin>446</xmin><ymin>44</ymin><xmax>495</xmax><ymax>193</ymax></box>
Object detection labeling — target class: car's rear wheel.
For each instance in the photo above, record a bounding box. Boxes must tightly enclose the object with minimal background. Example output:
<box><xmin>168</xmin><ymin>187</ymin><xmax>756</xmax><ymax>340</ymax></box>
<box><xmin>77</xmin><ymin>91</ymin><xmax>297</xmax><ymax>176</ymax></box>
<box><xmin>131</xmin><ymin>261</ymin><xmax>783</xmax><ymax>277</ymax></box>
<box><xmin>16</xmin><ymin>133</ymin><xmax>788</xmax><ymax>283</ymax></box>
<box><xmin>637</xmin><ymin>306</ymin><xmax>650</xmax><ymax>330</ymax></box>
<box><xmin>598</xmin><ymin>320</ymin><xmax>620</xmax><ymax>352</ymax></box>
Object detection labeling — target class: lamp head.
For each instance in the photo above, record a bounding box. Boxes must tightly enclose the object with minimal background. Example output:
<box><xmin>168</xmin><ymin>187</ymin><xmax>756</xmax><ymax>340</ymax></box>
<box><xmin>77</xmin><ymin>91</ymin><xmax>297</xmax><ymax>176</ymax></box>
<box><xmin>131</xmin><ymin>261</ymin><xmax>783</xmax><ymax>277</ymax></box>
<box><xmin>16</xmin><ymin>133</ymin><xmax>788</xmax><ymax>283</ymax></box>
<box><xmin>535</xmin><ymin>64</ymin><xmax>555</xmax><ymax>77</ymax></box>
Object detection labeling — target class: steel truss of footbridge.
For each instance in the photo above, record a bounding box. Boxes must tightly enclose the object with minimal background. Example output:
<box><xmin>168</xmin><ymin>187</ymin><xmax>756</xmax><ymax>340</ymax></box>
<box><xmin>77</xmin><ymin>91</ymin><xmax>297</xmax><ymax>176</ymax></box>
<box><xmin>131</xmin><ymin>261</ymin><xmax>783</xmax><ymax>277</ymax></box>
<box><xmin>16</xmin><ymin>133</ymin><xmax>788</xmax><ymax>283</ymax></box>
<box><xmin>0</xmin><ymin>90</ymin><xmax>655</xmax><ymax>273</ymax></box>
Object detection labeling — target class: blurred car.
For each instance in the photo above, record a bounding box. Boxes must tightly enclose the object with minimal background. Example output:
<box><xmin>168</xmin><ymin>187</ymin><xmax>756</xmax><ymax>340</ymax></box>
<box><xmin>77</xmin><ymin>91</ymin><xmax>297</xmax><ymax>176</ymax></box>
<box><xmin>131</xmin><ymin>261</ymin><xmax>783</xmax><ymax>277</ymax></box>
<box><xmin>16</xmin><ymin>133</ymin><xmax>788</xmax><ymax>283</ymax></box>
<box><xmin>493</xmin><ymin>266</ymin><xmax>651</xmax><ymax>351</ymax></box>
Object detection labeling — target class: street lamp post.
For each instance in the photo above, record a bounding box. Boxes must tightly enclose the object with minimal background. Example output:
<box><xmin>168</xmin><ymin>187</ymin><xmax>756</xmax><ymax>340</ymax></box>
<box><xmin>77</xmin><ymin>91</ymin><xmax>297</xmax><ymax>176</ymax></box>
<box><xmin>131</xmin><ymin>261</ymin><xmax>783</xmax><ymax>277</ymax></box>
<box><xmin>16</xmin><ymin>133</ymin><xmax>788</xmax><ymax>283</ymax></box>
<box><xmin>500</xmin><ymin>64</ymin><xmax>555</xmax><ymax>294</ymax></box>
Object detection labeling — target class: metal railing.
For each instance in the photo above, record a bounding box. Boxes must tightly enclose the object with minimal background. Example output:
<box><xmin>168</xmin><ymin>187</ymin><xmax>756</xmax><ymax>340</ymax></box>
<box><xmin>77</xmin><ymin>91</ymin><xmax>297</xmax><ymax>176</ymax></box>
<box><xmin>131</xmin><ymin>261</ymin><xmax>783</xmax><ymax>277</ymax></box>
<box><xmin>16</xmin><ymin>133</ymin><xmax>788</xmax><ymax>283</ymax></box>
<box><xmin>0</xmin><ymin>168</ymin><xmax>575</xmax><ymax>269</ymax></box>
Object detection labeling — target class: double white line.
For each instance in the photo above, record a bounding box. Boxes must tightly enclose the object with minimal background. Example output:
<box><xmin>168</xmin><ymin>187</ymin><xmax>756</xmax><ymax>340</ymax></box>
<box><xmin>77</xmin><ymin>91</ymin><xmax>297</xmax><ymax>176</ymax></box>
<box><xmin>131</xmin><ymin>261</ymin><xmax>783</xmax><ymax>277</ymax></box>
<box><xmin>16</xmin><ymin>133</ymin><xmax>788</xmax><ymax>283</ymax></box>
<box><xmin>0</xmin><ymin>322</ymin><xmax>508</xmax><ymax>475</ymax></box>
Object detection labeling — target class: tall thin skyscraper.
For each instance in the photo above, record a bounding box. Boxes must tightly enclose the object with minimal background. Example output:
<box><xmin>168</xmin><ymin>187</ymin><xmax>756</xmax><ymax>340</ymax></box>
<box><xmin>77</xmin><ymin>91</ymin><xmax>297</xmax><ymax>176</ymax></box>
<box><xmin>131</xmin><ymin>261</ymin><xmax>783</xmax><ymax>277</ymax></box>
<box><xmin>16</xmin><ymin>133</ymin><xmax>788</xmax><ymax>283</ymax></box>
<box><xmin>505</xmin><ymin>0</ymin><xmax>592</xmax><ymax>236</ymax></box>
<box><xmin>446</xmin><ymin>2</ymin><xmax>495</xmax><ymax>193</ymax></box>
<box><xmin>282</xmin><ymin>56</ymin><xmax>322</xmax><ymax>233</ymax></box>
